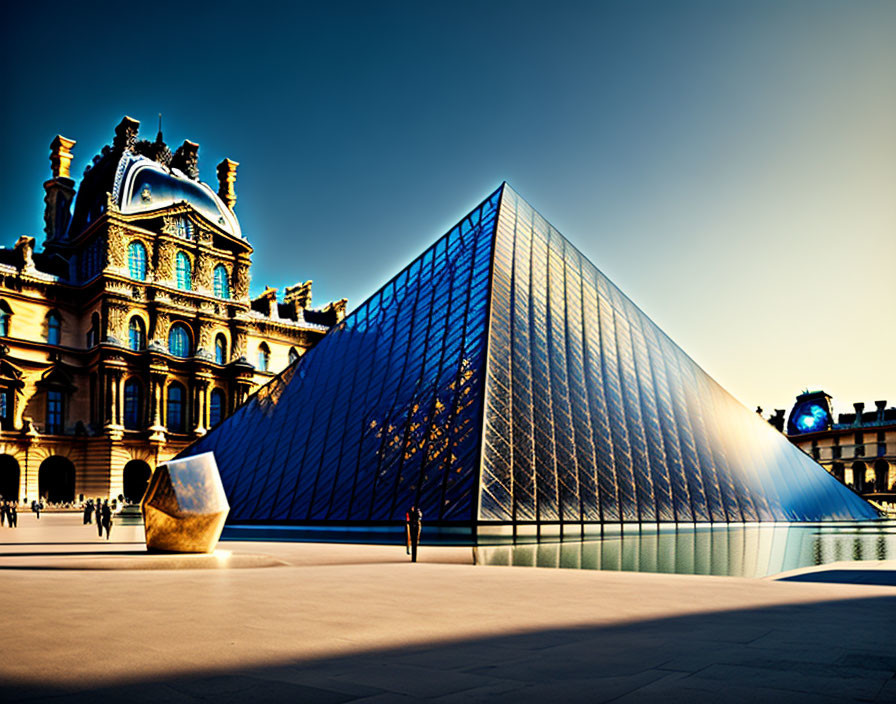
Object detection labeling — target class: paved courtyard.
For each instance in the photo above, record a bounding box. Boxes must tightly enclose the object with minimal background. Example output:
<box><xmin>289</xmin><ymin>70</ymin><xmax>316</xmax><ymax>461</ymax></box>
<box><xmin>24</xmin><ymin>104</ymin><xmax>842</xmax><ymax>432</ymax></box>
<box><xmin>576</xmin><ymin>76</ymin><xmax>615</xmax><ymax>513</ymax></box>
<box><xmin>1</xmin><ymin>513</ymin><xmax>894</xmax><ymax>702</ymax></box>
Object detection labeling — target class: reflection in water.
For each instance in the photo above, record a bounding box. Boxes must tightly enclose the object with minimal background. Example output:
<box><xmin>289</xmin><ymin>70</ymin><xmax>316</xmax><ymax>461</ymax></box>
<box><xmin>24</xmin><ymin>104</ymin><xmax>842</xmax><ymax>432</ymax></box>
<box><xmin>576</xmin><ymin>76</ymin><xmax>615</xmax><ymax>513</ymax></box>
<box><xmin>472</xmin><ymin>522</ymin><xmax>896</xmax><ymax>578</ymax></box>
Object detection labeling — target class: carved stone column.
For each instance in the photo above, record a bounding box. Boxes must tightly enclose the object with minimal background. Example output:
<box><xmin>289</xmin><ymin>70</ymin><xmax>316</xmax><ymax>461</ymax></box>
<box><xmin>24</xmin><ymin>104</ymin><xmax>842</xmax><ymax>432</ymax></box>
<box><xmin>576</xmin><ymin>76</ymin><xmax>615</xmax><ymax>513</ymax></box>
<box><xmin>105</xmin><ymin>300</ymin><xmax>129</xmax><ymax>346</ymax></box>
<box><xmin>193</xmin><ymin>378</ymin><xmax>209</xmax><ymax>435</ymax></box>
<box><xmin>114</xmin><ymin>373</ymin><xmax>122</xmax><ymax>426</ymax></box>
<box><xmin>148</xmin><ymin>367</ymin><xmax>168</xmax><ymax>442</ymax></box>
<box><xmin>104</xmin><ymin>367</ymin><xmax>124</xmax><ymax>440</ymax></box>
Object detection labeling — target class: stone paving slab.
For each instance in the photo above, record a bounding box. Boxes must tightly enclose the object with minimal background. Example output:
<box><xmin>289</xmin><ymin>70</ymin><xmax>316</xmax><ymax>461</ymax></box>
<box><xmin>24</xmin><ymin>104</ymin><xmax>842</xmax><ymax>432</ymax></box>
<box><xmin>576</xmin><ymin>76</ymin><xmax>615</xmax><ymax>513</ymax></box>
<box><xmin>1</xmin><ymin>514</ymin><xmax>895</xmax><ymax>702</ymax></box>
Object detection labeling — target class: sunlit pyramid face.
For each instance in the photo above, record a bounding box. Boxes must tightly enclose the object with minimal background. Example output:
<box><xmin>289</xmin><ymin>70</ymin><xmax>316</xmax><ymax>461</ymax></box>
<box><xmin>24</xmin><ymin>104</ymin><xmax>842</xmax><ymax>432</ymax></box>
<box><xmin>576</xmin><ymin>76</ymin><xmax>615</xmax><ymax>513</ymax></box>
<box><xmin>178</xmin><ymin>184</ymin><xmax>878</xmax><ymax>533</ymax></box>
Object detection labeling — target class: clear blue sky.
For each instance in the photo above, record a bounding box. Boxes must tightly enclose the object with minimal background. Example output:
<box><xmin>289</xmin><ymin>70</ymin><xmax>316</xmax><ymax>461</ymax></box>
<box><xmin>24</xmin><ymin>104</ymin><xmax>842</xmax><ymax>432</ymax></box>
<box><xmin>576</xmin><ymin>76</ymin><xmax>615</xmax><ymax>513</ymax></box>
<box><xmin>2</xmin><ymin>0</ymin><xmax>894</xmax><ymax>414</ymax></box>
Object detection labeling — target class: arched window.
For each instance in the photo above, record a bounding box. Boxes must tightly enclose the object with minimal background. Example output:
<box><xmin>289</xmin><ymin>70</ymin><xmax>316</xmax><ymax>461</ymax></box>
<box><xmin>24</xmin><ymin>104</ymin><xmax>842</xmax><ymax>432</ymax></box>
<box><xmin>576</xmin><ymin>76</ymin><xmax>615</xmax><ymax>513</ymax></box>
<box><xmin>257</xmin><ymin>342</ymin><xmax>270</xmax><ymax>372</ymax></box>
<box><xmin>166</xmin><ymin>382</ymin><xmax>185</xmax><ymax>433</ymax></box>
<box><xmin>47</xmin><ymin>312</ymin><xmax>62</xmax><ymax>345</ymax></box>
<box><xmin>128</xmin><ymin>241</ymin><xmax>147</xmax><ymax>281</ymax></box>
<box><xmin>168</xmin><ymin>323</ymin><xmax>191</xmax><ymax>358</ymax></box>
<box><xmin>123</xmin><ymin>379</ymin><xmax>142</xmax><ymax>430</ymax></box>
<box><xmin>288</xmin><ymin>347</ymin><xmax>300</xmax><ymax>365</ymax></box>
<box><xmin>213</xmin><ymin>265</ymin><xmax>230</xmax><ymax>299</ymax></box>
<box><xmin>214</xmin><ymin>334</ymin><xmax>227</xmax><ymax>365</ymax></box>
<box><xmin>128</xmin><ymin>316</ymin><xmax>146</xmax><ymax>351</ymax></box>
<box><xmin>0</xmin><ymin>300</ymin><xmax>12</xmax><ymax>337</ymax></box>
<box><xmin>209</xmin><ymin>389</ymin><xmax>226</xmax><ymax>428</ymax></box>
<box><xmin>176</xmin><ymin>252</ymin><xmax>192</xmax><ymax>290</ymax></box>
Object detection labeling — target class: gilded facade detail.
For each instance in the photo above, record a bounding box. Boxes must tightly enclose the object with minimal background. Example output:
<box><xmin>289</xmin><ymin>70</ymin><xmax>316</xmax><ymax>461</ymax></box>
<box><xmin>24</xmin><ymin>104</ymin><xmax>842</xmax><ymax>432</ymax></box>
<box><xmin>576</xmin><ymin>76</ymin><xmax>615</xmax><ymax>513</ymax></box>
<box><xmin>233</xmin><ymin>261</ymin><xmax>250</xmax><ymax>299</ymax></box>
<box><xmin>155</xmin><ymin>240</ymin><xmax>175</xmax><ymax>283</ymax></box>
<box><xmin>106</xmin><ymin>225</ymin><xmax>128</xmax><ymax>269</ymax></box>
<box><xmin>195</xmin><ymin>255</ymin><xmax>212</xmax><ymax>291</ymax></box>
<box><xmin>151</xmin><ymin>312</ymin><xmax>170</xmax><ymax>342</ymax></box>
<box><xmin>233</xmin><ymin>329</ymin><xmax>247</xmax><ymax>359</ymax></box>
<box><xmin>106</xmin><ymin>300</ymin><xmax>129</xmax><ymax>342</ymax></box>
<box><xmin>0</xmin><ymin>116</ymin><xmax>342</xmax><ymax>505</ymax></box>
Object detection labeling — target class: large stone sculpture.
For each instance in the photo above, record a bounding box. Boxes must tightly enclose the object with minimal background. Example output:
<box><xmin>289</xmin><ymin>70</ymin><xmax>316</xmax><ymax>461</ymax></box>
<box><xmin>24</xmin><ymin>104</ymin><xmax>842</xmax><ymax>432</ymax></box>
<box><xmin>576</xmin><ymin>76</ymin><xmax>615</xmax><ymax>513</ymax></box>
<box><xmin>142</xmin><ymin>452</ymin><xmax>230</xmax><ymax>553</ymax></box>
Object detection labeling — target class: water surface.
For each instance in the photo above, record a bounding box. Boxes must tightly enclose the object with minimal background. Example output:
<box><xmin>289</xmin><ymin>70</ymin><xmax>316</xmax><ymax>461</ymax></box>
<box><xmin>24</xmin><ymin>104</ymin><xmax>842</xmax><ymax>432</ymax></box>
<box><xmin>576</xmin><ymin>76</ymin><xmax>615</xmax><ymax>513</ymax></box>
<box><xmin>473</xmin><ymin>521</ymin><xmax>896</xmax><ymax>578</ymax></box>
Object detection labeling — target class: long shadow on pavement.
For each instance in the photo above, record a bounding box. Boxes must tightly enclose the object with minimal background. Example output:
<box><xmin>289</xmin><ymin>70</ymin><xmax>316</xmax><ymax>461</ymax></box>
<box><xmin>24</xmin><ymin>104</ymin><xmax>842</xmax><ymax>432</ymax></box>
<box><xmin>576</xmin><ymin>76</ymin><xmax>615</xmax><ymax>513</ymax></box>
<box><xmin>3</xmin><ymin>595</ymin><xmax>895</xmax><ymax>703</ymax></box>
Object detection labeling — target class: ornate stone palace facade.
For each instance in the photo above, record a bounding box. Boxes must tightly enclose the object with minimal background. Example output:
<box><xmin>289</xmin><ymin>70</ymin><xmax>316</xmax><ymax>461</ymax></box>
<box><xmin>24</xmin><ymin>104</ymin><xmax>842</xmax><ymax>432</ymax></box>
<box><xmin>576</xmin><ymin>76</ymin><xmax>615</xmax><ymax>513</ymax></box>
<box><xmin>0</xmin><ymin>116</ymin><xmax>345</xmax><ymax>505</ymax></box>
<box><xmin>765</xmin><ymin>391</ymin><xmax>896</xmax><ymax>512</ymax></box>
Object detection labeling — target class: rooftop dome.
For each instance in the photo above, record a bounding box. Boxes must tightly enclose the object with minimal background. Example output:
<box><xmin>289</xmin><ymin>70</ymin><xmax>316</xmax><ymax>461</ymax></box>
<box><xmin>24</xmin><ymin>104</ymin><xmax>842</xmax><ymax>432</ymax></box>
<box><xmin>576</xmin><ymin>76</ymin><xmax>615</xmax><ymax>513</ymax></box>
<box><xmin>115</xmin><ymin>154</ymin><xmax>241</xmax><ymax>238</ymax></box>
<box><xmin>66</xmin><ymin>116</ymin><xmax>241</xmax><ymax>240</ymax></box>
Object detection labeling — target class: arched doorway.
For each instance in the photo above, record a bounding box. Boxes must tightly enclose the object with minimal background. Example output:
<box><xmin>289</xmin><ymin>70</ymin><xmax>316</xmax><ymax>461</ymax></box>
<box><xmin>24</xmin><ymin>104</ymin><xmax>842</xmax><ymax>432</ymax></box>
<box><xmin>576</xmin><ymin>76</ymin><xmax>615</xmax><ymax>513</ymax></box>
<box><xmin>851</xmin><ymin>461</ymin><xmax>867</xmax><ymax>493</ymax></box>
<box><xmin>123</xmin><ymin>460</ymin><xmax>152</xmax><ymax>503</ymax></box>
<box><xmin>874</xmin><ymin>460</ymin><xmax>890</xmax><ymax>493</ymax></box>
<box><xmin>0</xmin><ymin>454</ymin><xmax>19</xmax><ymax>501</ymax></box>
<box><xmin>831</xmin><ymin>462</ymin><xmax>845</xmax><ymax>483</ymax></box>
<box><xmin>39</xmin><ymin>456</ymin><xmax>75</xmax><ymax>504</ymax></box>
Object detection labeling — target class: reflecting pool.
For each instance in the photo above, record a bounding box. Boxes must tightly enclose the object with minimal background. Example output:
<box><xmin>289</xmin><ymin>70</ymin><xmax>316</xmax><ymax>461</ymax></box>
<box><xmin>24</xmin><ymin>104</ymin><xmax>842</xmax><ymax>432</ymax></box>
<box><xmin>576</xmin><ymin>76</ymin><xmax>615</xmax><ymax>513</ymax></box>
<box><xmin>472</xmin><ymin>522</ymin><xmax>896</xmax><ymax>578</ymax></box>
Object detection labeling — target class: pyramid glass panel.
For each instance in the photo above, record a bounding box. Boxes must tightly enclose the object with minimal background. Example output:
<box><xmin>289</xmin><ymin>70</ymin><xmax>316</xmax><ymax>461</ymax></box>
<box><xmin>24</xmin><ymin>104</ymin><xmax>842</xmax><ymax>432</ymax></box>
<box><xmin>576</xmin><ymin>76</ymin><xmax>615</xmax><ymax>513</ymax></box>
<box><xmin>480</xmin><ymin>186</ymin><xmax>877</xmax><ymax>525</ymax></box>
<box><xmin>180</xmin><ymin>184</ymin><xmax>878</xmax><ymax>537</ymax></box>
<box><xmin>183</xmin><ymin>187</ymin><xmax>502</xmax><ymax>525</ymax></box>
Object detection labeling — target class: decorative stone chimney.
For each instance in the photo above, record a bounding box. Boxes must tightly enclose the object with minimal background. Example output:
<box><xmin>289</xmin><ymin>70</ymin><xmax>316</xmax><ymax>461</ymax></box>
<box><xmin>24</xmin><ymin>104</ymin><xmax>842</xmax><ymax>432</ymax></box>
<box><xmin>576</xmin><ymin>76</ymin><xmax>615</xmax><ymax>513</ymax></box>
<box><xmin>285</xmin><ymin>280</ymin><xmax>313</xmax><ymax>309</ymax></box>
<box><xmin>43</xmin><ymin>135</ymin><xmax>77</xmax><ymax>242</ymax></box>
<box><xmin>171</xmin><ymin>140</ymin><xmax>199</xmax><ymax>180</ymax></box>
<box><xmin>251</xmin><ymin>287</ymin><xmax>279</xmax><ymax>318</ymax></box>
<box><xmin>113</xmin><ymin>116</ymin><xmax>140</xmax><ymax>153</ymax></box>
<box><xmin>769</xmin><ymin>409</ymin><xmax>785</xmax><ymax>433</ymax></box>
<box><xmin>323</xmin><ymin>298</ymin><xmax>348</xmax><ymax>323</ymax></box>
<box><xmin>14</xmin><ymin>236</ymin><xmax>36</xmax><ymax>273</ymax></box>
<box><xmin>875</xmin><ymin>400</ymin><xmax>887</xmax><ymax>421</ymax></box>
<box><xmin>853</xmin><ymin>402</ymin><xmax>865</xmax><ymax>425</ymax></box>
<box><xmin>216</xmin><ymin>158</ymin><xmax>239</xmax><ymax>211</ymax></box>
<box><xmin>279</xmin><ymin>281</ymin><xmax>313</xmax><ymax>321</ymax></box>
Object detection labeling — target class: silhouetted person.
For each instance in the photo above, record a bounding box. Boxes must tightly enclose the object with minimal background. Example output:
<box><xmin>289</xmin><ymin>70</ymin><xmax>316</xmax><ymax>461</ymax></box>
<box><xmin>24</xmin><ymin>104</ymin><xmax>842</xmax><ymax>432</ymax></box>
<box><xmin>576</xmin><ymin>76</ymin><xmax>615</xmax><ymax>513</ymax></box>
<box><xmin>83</xmin><ymin>499</ymin><xmax>93</xmax><ymax>525</ymax></box>
<box><xmin>31</xmin><ymin>500</ymin><xmax>41</xmax><ymax>519</ymax></box>
<box><xmin>95</xmin><ymin>499</ymin><xmax>103</xmax><ymax>537</ymax></box>
<box><xmin>101</xmin><ymin>500</ymin><xmax>112</xmax><ymax>540</ymax></box>
<box><xmin>0</xmin><ymin>501</ymin><xmax>7</xmax><ymax>527</ymax></box>
<box><xmin>406</xmin><ymin>505</ymin><xmax>423</xmax><ymax>563</ymax></box>
<box><xmin>9</xmin><ymin>503</ymin><xmax>16</xmax><ymax>528</ymax></box>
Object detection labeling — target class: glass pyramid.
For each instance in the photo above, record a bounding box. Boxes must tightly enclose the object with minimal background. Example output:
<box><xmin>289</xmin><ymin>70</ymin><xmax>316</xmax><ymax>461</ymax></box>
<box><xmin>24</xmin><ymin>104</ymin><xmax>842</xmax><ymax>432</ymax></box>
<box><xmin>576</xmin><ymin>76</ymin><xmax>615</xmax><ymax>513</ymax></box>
<box><xmin>180</xmin><ymin>184</ymin><xmax>878</xmax><ymax>539</ymax></box>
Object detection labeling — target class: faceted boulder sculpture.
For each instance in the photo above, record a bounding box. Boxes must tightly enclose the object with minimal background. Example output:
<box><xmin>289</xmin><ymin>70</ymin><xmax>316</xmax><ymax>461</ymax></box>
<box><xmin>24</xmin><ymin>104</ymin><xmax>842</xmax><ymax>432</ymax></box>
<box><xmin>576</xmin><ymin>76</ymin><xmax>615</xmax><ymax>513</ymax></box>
<box><xmin>142</xmin><ymin>452</ymin><xmax>230</xmax><ymax>553</ymax></box>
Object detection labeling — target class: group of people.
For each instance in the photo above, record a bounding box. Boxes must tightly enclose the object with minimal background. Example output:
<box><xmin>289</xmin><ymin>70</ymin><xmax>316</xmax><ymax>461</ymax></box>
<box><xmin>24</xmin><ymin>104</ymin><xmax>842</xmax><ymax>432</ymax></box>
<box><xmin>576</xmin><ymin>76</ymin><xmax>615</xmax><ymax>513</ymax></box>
<box><xmin>0</xmin><ymin>499</ymin><xmax>17</xmax><ymax>527</ymax></box>
<box><xmin>82</xmin><ymin>498</ymin><xmax>114</xmax><ymax>539</ymax></box>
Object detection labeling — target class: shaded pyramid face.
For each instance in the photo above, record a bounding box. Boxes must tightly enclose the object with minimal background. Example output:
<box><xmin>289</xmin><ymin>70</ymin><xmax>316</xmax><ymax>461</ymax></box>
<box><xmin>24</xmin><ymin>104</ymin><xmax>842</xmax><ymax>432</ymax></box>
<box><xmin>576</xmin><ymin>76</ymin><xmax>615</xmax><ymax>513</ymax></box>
<box><xmin>181</xmin><ymin>184</ymin><xmax>877</xmax><ymax>529</ymax></box>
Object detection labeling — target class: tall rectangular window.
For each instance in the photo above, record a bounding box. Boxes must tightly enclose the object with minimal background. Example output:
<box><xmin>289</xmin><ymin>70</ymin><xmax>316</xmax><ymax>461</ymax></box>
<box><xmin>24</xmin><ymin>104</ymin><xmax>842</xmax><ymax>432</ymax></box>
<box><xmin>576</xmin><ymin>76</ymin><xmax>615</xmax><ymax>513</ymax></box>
<box><xmin>47</xmin><ymin>390</ymin><xmax>63</xmax><ymax>434</ymax></box>
<box><xmin>0</xmin><ymin>390</ymin><xmax>11</xmax><ymax>430</ymax></box>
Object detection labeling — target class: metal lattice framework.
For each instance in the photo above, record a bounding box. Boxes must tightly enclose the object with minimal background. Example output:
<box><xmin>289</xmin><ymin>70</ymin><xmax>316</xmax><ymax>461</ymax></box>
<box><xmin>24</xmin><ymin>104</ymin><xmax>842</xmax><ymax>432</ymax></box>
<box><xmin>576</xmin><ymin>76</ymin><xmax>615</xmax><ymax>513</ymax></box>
<box><xmin>180</xmin><ymin>184</ymin><xmax>877</xmax><ymax>537</ymax></box>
